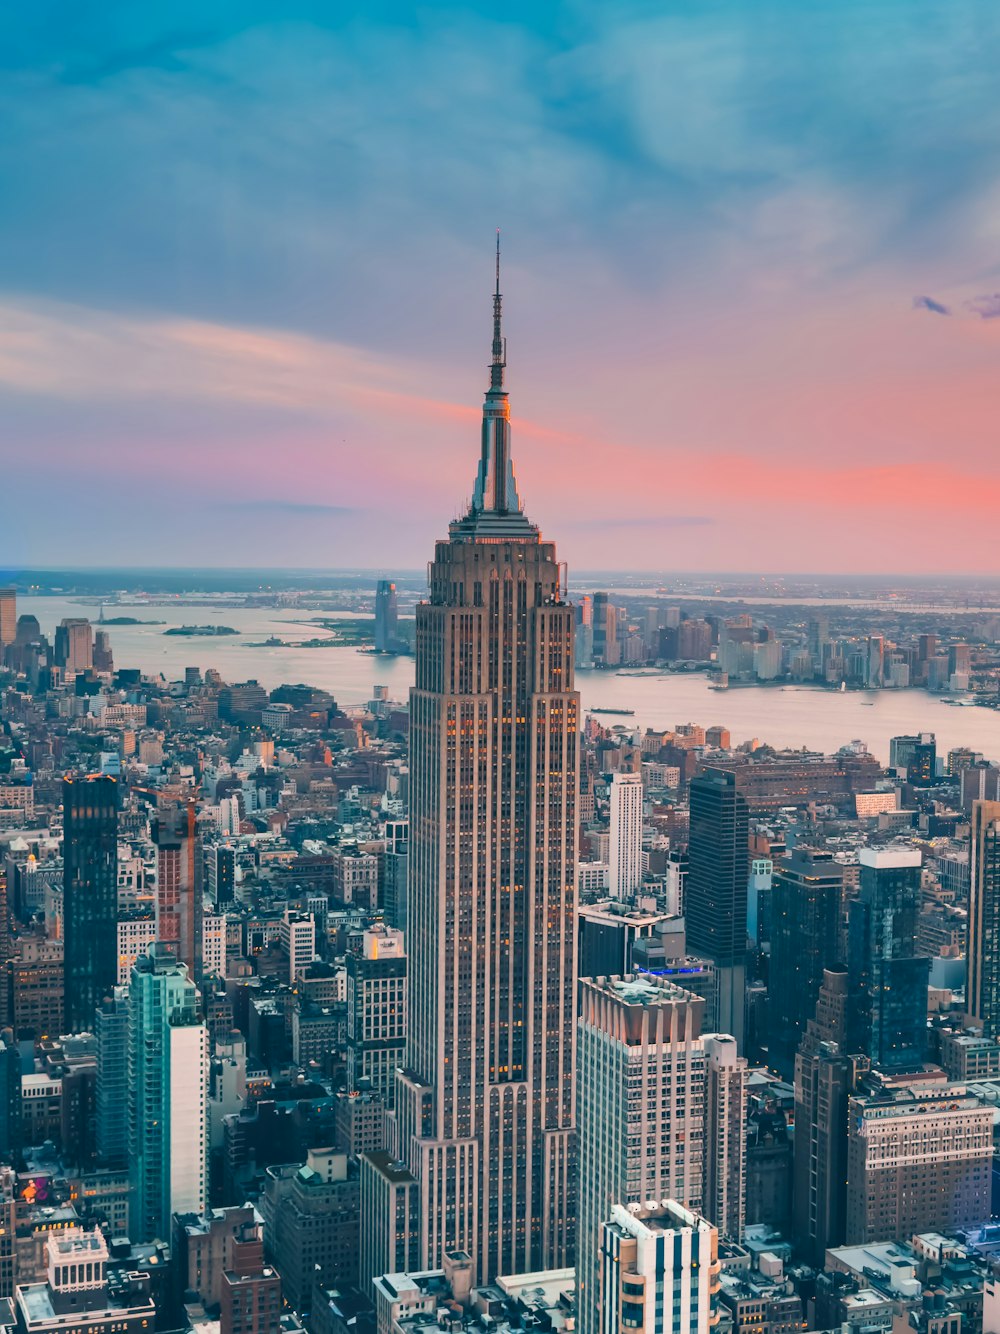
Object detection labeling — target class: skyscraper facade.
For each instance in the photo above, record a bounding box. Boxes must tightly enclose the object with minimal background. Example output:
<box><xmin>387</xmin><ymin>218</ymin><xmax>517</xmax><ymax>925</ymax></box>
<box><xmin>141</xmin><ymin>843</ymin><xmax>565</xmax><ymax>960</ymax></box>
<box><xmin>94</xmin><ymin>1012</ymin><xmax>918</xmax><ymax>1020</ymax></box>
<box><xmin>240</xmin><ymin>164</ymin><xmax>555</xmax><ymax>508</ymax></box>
<box><xmin>577</xmin><ymin>975</ymin><xmax>706</xmax><ymax>1334</ymax></box>
<box><xmin>346</xmin><ymin>924</ymin><xmax>406</xmax><ymax>1106</ymax></box>
<box><xmin>62</xmin><ymin>774</ymin><xmax>118</xmax><ymax>1032</ymax></box>
<box><xmin>599</xmin><ymin>1201</ymin><xmax>719</xmax><ymax>1334</ymax></box>
<box><xmin>153</xmin><ymin>803</ymin><xmax>204</xmax><ymax>988</ymax></box>
<box><xmin>686</xmin><ymin>768</ymin><xmax>749</xmax><ymax>1046</ymax></box>
<box><xmin>608</xmin><ymin>772</ymin><xmax>643</xmax><ymax>900</ymax></box>
<box><xmin>374</xmin><ymin>580</ymin><xmax>398</xmax><ymax>652</ymax></box>
<box><xmin>54</xmin><ymin>618</ymin><xmax>93</xmax><ymax>674</ymax></box>
<box><xmin>968</xmin><ymin>800</ymin><xmax>1000</xmax><ymax>1037</ymax></box>
<box><xmin>394</xmin><ymin>248</ymin><xmax>579</xmax><ymax>1285</ymax></box>
<box><xmin>768</xmin><ymin>848</ymin><xmax>843</xmax><ymax>1078</ymax></box>
<box><xmin>128</xmin><ymin>944</ymin><xmax>208</xmax><ymax>1243</ymax></box>
<box><xmin>0</xmin><ymin>590</ymin><xmax>15</xmax><ymax>658</ymax></box>
<box><xmin>847</xmin><ymin>847</ymin><xmax>928</xmax><ymax>1072</ymax></box>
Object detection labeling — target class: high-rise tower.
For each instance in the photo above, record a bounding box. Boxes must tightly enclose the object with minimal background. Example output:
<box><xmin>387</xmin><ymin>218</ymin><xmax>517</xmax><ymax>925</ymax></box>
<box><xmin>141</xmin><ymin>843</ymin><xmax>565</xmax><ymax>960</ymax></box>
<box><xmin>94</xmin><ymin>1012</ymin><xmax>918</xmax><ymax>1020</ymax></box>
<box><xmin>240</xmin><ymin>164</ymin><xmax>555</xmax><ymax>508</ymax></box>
<box><xmin>393</xmin><ymin>241</ymin><xmax>579</xmax><ymax>1285</ymax></box>
<box><xmin>63</xmin><ymin>774</ymin><xmax>118</xmax><ymax>1032</ymax></box>
<box><xmin>686</xmin><ymin>769</ymin><xmax>749</xmax><ymax>1047</ymax></box>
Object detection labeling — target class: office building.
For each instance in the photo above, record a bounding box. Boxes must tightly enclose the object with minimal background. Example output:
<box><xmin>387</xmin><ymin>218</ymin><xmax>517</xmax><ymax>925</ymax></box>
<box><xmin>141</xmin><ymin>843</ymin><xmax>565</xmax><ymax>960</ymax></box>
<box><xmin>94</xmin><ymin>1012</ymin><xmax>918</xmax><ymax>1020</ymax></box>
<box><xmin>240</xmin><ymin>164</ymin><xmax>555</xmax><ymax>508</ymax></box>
<box><xmin>793</xmin><ymin>967</ymin><xmax>867</xmax><ymax>1263</ymax></box>
<box><xmin>279</xmin><ymin>909</ymin><xmax>315</xmax><ymax>983</ymax></box>
<box><xmin>152</xmin><ymin>803</ymin><xmax>204</xmax><ymax>987</ymax></box>
<box><xmin>346</xmin><ymin>925</ymin><xmax>405</xmax><ymax>1107</ymax></box>
<box><xmin>577</xmin><ymin>901</ymin><xmax>681</xmax><ymax>980</ymax></box>
<box><xmin>261</xmin><ymin>1151</ymin><xmax>360</xmax><ymax>1313</ymax></box>
<box><xmin>608</xmin><ymin>772</ymin><xmax>643</xmax><ymax>900</ymax></box>
<box><xmin>393</xmin><ymin>250</ymin><xmax>578</xmax><ymax>1284</ymax></box>
<box><xmin>374</xmin><ymin>581</ymin><xmax>398</xmax><ymax>653</ymax></box>
<box><xmin>703</xmin><ymin>1034</ymin><xmax>747</xmax><ymax>1241</ymax></box>
<box><xmin>62</xmin><ymin>774</ymin><xmax>118</xmax><ymax>1032</ymax></box>
<box><xmin>600</xmin><ymin>1201</ymin><xmax>719</xmax><ymax>1334</ymax></box>
<box><xmin>116</xmin><ymin>912</ymin><xmax>156</xmax><ymax>986</ymax></box>
<box><xmin>358</xmin><ymin>1151</ymin><xmax>421</xmax><ymax>1299</ymax></box>
<box><xmin>206</xmin><ymin>844</ymin><xmax>236</xmax><ymax>907</ymax></box>
<box><xmin>577</xmin><ymin>975</ymin><xmax>706</xmax><ymax>1334</ymax></box>
<box><xmin>592</xmin><ymin>592</ymin><xmax>618</xmax><ymax>667</ymax></box>
<box><xmin>382</xmin><ymin>835</ymin><xmax>408</xmax><ymax>933</ymax></box>
<box><xmin>890</xmin><ymin>732</ymin><xmax>936</xmax><ymax>785</ymax></box>
<box><xmin>768</xmin><ymin>848</ymin><xmax>842</xmax><ymax>1078</ymax></box>
<box><xmin>128</xmin><ymin>945</ymin><xmax>208</xmax><ymax>1242</ymax></box>
<box><xmin>54</xmin><ymin>618</ymin><xmax>93</xmax><ymax>674</ymax></box>
<box><xmin>0</xmin><ymin>589</ymin><xmax>14</xmax><ymax>656</ymax></box>
<box><xmin>968</xmin><ymin>800</ymin><xmax>1000</xmax><ymax>1037</ymax></box>
<box><xmin>0</xmin><ymin>1029</ymin><xmax>21</xmax><ymax>1163</ymax></box>
<box><xmin>14</xmin><ymin>1230</ymin><xmax>156</xmax><ymax>1334</ymax></box>
<box><xmin>6</xmin><ymin>936</ymin><xmax>64</xmax><ymax>1042</ymax></box>
<box><xmin>95</xmin><ymin>993</ymin><xmax>128</xmax><ymax>1169</ymax></box>
<box><xmin>686</xmin><ymin>769</ymin><xmax>749</xmax><ymax>1047</ymax></box>
<box><xmin>847</xmin><ymin>847</ymin><xmax>929</xmax><ymax>1072</ymax></box>
<box><xmin>331</xmin><ymin>846</ymin><xmax>378</xmax><ymax>909</ymax></box>
<box><xmin>846</xmin><ymin>1077</ymin><xmax>992</xmax><ymax>1243</ymax></box>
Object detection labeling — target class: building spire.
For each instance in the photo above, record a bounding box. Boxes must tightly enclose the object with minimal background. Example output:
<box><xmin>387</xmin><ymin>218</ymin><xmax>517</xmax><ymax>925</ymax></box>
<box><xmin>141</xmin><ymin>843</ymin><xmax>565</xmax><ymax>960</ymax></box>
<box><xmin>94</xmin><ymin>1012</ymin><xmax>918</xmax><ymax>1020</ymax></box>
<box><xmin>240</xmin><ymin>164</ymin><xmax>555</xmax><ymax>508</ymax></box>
<box><xmin>451</xmin><ymin>235</ymin><xmax>535</xmax><ymax>538</ymax></box>
<box><xmin>491</xmin><ymin>230</ymin><xmax>505</xmax><ymax>391</ymax></box>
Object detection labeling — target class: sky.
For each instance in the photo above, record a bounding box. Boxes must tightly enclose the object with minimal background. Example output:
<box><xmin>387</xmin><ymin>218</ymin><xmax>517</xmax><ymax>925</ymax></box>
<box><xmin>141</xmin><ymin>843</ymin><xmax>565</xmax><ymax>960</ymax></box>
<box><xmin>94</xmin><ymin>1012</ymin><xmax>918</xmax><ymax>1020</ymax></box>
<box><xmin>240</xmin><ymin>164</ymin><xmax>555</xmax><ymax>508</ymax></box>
<box><xmin>1</xmin><ymin>0</ymin><xmax>999</xmax><ymax>574</ymax></box>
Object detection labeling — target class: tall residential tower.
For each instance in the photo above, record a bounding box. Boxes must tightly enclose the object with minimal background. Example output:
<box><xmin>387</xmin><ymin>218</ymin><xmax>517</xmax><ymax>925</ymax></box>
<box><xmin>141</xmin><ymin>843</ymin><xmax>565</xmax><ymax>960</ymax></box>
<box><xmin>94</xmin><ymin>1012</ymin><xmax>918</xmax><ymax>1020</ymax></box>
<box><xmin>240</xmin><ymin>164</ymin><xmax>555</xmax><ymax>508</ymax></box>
<box><xmin>393</xmin><ymin>243</ymin><xmax>579</xmax><ymax>1285</ymax></box>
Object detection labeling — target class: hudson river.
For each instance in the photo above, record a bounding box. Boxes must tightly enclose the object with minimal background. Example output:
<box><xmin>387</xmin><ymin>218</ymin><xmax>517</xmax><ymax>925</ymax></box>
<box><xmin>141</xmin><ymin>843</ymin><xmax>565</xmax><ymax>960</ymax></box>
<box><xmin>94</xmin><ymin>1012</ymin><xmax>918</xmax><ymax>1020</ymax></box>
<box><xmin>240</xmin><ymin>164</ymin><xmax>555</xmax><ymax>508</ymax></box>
<box><xmin>19</xmin><ymin>597</ymin><xmax>1000</xmax><ymax>766</ymax></box>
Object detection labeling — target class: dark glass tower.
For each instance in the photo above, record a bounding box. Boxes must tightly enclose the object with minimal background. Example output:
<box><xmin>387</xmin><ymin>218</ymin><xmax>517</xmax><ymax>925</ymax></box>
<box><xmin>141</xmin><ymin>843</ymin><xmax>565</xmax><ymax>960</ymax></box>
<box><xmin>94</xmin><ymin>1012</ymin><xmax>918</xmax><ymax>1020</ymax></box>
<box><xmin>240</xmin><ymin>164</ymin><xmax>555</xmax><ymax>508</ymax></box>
<box><xmin>686</xmin><ymin>768</ymin><xmax>749</xmax><ymax>1046</ymax></box>
<box><xmin>768</xmin><ymin>848</ymin><xmax>843</xmax><ymax>1078</ymax></box>
<box><xmin>847</xmin><ymin>847</ymin><xmax>929</xmax><ymax>1071</ymax></box>
<box><xmin>968</xmin><ymin>800</ymin><xmax>1000</xmax><ymax>1036</ymax></box>
<box><xmin>63</xmin><ymin>773</ymin><xmax>119</xmax><ymax>1032</ymax></box>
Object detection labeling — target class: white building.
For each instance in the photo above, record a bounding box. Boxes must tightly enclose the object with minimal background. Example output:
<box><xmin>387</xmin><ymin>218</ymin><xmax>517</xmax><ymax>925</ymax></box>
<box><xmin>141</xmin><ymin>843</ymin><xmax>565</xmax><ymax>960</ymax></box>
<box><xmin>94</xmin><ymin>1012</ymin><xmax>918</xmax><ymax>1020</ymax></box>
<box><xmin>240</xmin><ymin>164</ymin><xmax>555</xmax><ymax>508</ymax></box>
<box><xmin>117</xmin><ymin>913</ymin><xmax>156</xmax><ymax>985</ymax></box>
<box><xmin>202</xmin><ymin>913</ymin><xmax>228</xmax><ymax>978</ymax></box>
<box><xmin>600</xmin><ymin>1201</ymin><xmax>719</xmax><ymax>1334</ymax></box>
<box><xmin>704</xmin><ymin>1034</ymin><xmax>747</xmax><ymax>1241</ymax></box>
<box><xmin>609</xmin><ymin>772</ymin><xmax>644</xmax><ymax>900</ymax></box>
<box><xmin>577</xmin><ymin>975</ymin><xmax>707</xmax><ymax>1334</ymax></box>
<box><xmin>280</xmin><ymin>908</ymin><xmax>316</xmax><ymax>983</ymax></box>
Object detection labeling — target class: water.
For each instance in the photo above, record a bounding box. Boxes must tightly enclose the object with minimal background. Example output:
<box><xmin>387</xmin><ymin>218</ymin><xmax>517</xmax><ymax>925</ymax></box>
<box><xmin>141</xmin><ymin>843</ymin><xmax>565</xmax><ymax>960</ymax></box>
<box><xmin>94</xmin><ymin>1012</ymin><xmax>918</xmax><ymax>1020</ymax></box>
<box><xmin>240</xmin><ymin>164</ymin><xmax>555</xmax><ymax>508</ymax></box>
<box><xmin>19</xmin><ymin>596</ymin><xmax>1000</xmax><ymax>766</ymax></box>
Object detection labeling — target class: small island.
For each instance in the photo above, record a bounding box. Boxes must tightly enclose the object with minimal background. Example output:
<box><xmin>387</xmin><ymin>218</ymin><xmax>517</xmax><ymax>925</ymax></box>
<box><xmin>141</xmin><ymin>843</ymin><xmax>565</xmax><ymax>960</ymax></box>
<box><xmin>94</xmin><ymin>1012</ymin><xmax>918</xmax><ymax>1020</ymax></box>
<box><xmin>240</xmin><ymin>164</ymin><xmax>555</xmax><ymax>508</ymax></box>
<box><xmin>101</xmin><ymin>616</ymin><xmax>166</xmax><ymax>625</ymax></box>
<box><xmin>163</xmin><ymin>625</ymin><xmax>240</xmax><ymax>637</ymax></box>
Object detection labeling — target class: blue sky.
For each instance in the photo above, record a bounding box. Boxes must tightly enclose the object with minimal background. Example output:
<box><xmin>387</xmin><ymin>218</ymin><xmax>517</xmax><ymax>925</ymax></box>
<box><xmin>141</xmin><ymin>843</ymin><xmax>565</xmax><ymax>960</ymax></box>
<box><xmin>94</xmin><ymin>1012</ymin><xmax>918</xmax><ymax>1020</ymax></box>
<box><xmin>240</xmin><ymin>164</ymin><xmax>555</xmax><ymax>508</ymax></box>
<box><xmin>2</xmin><ymin>1</ymin><xmax>999</xmax><ymax>571</ymax></box>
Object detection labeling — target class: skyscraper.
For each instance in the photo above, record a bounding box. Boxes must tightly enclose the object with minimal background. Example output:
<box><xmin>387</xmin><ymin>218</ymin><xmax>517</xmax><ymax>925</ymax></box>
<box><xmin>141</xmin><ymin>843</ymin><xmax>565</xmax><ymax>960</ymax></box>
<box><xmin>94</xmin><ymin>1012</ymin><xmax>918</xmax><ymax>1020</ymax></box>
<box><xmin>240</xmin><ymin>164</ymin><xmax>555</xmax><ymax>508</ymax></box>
<box><xmin>847</xmin><ymin>847</ymin><xmax>929</xmax><ymax>1072</ymax></box>
<box><xmin>576</xmin><ymin>976</ymin><xmax>706</xmax><ymax>1334</ymax></box>
<box><xmin>95</xmin><ymin>992</ymin><xmax>129</xmax><ymax>1169</ymax></box>
<box><xmin>686</xmin><ymin>768</ymin><xmax>749</xmax><ymax>1047</ymax></box>
<box><xmin>968</xmin><ymin>800</ymin><xmax>1000</xmax><ymax>1037</ymax></box>
<box><xmin>346</xmin><ymin>924</ymin><xmax>406</xmax><ymax>1106</ymax></box>
<box><xmin>394</xmin><ymin>243</ymin><xmax>579</xmax><ymax>1284</ymax></box>
<box><xmin>153</xmin><ymin>803</ymin><xmax>204</xmax><ymax>988</ymax></box>
<box><xmin>600</xmin><ymin>1201</ymin><xmax>719</xmax><ymax>1334</ymax></box>
<box><xmin>608</xmin><ymin>772</ymin><xmax>643</xmax><ymax>900</ymax></box>
<box><xmin>768</xmin><ymin>848</ymin><xmax>843</xmax><ymax>1078</ymax></box>
<box><xmin>54</xmin><ymin>618</ymin><xmax>93</xmax><ymax>674</ymax></box>
<box><xmin>703</xmin><ymin>1034</ymin><xmax>747</xmax><ymax>1242</ymax></box>
<box><xmin>792</xmin><ymin>967</ymin><xmax>868</xmax><ymax>1263</ymax></box>
<box><xmin>374</xmin><ymin>580</ymin><xmax>398</xmax><ymax>652</ymax></box>
<box><xmin>128</xmin><ymin>944</ymin><xmax>208</xmax><ymax>1243</ymax></box>
<box><xmin>0</xmin><ymin>590</ymin><xmax>15</xmax><ymax>658</ymax></box>
<box><xmin>62</xmin><ymin>774</ymin><xmax>118</xmax><ymax>1032</ymax></box>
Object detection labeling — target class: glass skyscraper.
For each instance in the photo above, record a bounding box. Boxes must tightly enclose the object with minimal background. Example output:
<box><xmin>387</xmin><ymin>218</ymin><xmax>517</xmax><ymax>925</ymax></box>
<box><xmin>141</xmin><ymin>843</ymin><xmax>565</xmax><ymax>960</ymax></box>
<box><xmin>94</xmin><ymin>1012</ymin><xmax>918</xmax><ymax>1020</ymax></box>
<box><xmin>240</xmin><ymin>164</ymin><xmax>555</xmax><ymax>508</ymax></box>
<box><xmin>62</xmin><ymin>773</ymin><xmax>119</xmax><ymax>1032</ymax></box>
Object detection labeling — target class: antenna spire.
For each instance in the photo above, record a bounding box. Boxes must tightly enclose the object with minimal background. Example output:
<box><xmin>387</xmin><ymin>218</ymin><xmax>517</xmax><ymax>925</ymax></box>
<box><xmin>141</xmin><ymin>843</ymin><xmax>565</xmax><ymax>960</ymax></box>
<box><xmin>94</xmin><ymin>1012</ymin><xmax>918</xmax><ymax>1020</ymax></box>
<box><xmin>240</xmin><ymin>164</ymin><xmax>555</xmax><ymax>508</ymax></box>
<box><xmin>491</xmin><ymin>229</ymin><xmax>505</xmax><ymax>390</ymax></box>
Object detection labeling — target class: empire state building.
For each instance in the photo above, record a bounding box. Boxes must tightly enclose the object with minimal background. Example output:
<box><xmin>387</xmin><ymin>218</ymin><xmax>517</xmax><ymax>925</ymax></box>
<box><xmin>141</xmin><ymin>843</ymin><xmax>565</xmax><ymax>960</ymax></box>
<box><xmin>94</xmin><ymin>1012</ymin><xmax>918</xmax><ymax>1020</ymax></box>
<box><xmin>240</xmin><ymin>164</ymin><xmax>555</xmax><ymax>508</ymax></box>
<box><xmin>394</xmin><ymin>246</ymin><xmax>579</xmax><ymax>1283</ymax></box>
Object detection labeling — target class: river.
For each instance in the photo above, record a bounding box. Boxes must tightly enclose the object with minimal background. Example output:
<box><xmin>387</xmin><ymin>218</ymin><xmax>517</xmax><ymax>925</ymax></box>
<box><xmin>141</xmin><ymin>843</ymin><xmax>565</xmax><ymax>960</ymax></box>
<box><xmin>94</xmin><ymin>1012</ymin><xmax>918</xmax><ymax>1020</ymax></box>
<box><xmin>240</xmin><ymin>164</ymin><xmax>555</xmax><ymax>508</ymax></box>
<box><xmin>17</xmin><ymin>596</ymin><xmax>1000</xmax><ymax>766</ymax></box>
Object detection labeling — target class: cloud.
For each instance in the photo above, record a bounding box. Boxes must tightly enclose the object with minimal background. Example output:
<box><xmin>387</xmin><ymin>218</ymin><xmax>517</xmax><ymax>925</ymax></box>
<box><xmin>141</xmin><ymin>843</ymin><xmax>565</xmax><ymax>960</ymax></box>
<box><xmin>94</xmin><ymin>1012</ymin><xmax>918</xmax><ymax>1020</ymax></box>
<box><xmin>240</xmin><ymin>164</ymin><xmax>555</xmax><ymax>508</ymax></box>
<box><xmin>967</xmin><ymin>294</ymin><xmax>1000</xmax><ymax>319</ymax></box>
<box><xmin>913</xmin><ymin>295</ymin><xmax>951</xmax><ymax>315</ymax></box>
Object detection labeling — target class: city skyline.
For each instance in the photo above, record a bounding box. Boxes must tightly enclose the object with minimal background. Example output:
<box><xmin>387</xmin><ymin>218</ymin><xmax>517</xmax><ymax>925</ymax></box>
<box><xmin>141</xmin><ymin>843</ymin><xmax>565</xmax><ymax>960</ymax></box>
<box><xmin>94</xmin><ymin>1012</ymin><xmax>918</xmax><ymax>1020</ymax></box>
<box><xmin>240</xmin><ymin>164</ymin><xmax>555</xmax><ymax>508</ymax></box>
<box><xmin>2</xmin><ymin>2</ymin><xmax>1000</xmax><ymax>572</ymax></box>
